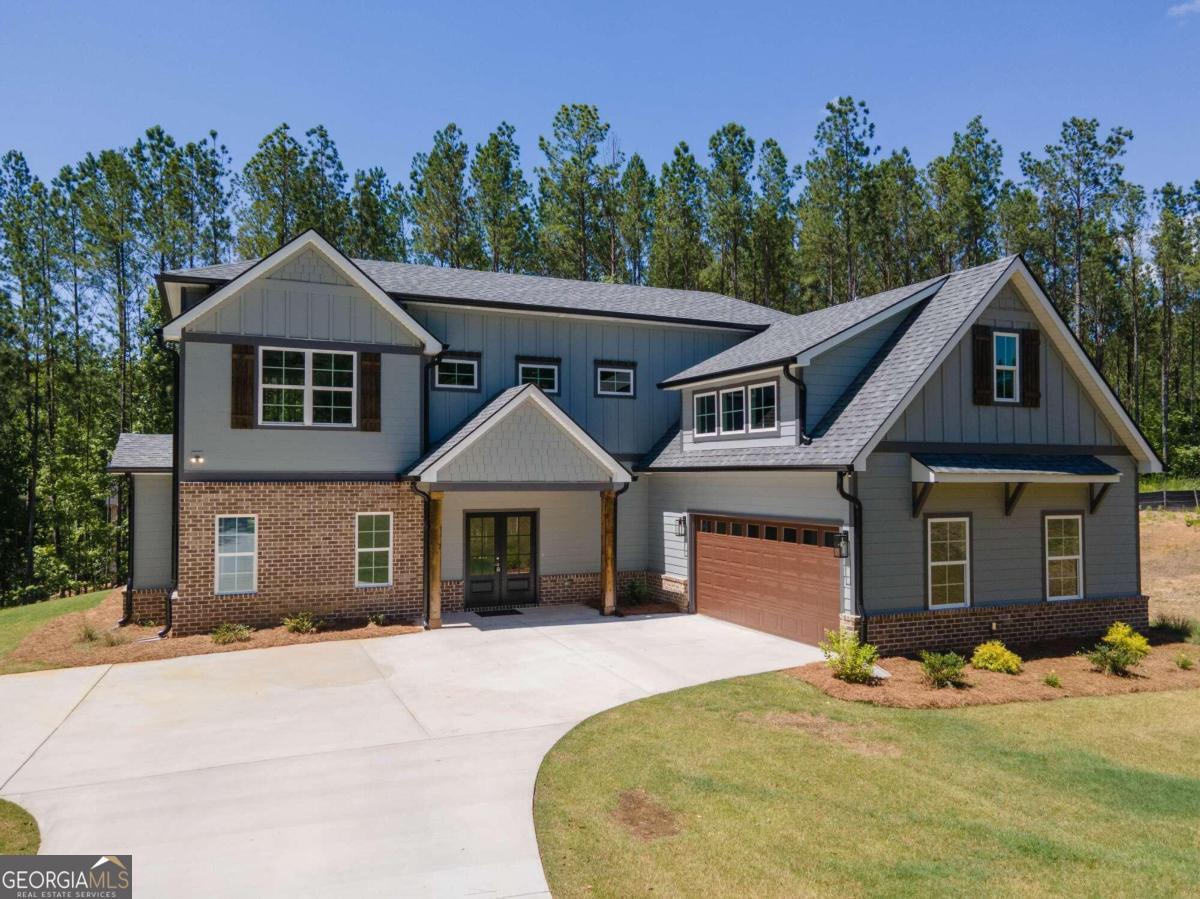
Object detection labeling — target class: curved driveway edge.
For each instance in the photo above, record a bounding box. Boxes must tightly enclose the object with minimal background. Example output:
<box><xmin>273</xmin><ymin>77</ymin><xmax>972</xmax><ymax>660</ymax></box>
<box><xmin>0</xmin><ymin>606</ymin><xmax>821</xmax><ymax>897</ymax></box>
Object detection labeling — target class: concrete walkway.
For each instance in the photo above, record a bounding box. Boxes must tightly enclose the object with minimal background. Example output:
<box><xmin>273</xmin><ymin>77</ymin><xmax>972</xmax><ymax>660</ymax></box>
<box><xmin>0</xmin><ymin>606</ymin><xmax>821</xmax><ymax>897</ymax></box>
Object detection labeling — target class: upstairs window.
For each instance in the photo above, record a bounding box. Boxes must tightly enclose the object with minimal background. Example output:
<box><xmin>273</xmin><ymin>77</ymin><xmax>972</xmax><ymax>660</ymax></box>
<box><xmin>694</xmin><ymin>392</ymin><xmax>717</xmax><ymax>436</ymax></box>
<box><xmin>517</xmin><ymin>358</ymin><xmax>559</xmax><ymax>394</ymax></box>
<box><xmin>260</xmin><ymin>348</ymin><xmax>355</xmax><ymax>426</ymax></box>
<box><xmin>993</xmin><ymin>331</ymin><xmax>1019</xmax><ymax>402</ymax></box>
<box><xmin>434</xmin><ymin>356</ymin><xmax>479</xmax><ymax>391</ymax></box>
<box><xmin>720</xmin><ymin>387</ymin><xmax>745</xmax><ymax>433</ymax></box>
<box><xmin>596</xmin><ymin>362</ymin><xmax>635</xmax><ymax>397</ymax></box>
<box><xmin>748</xmin><ymin>382</ymin><xmax>777</xmax><ymax>432</ymax></box>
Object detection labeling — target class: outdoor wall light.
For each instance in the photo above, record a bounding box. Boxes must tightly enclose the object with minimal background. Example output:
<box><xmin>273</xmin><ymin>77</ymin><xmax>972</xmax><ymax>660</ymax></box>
<box><xmin>833</xmin><ymin>531</ymin><xmax>850</xmax><ymax>559</ymax></box>
<box><xmin>189</xmin><ymin>451</ymin><xmax>205</xmax><ymax>465</ymax></box>
<box><xmin>674</xmin><ymin>516</ymin><xmax>687</xmax><ymax>537</ymax></box>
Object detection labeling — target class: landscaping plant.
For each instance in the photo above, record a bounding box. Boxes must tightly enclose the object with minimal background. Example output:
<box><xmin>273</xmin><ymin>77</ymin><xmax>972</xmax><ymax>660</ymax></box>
<box><xmin>1151</xmin><ymin>614</ymin><xmax>1200</xmax><ymax>644</ymax></box>
<box><xmin>282</xmin><ymin>612</ymin><xmax>320</xmax><ymax>634</ymax></box>
<box><xmin>1175</xmin><ymin>653</ymin><xmax>1194</xmax><ymax>671</ymax></box>
<box><xmin>621</xmin><ymin>578</ymin><xmax>651</xmax><ymax>606</ymax></box>
<box><xmin>818</xmin><ymin>629</ymin><xmax>879</xmax><ymax>684</ymax></box>
<box><xmin>919</xmin><ymin>650</ymin><xmax>966</xmax><ymax>688</ymax></box>
<box><xmin>212</xmin><ymin>622</ymin><xmax>253</xmax><ymax>644</ymax></box>
<box><xmin>1085</xmin><ymin>622</ymin><xmax>1150</xmax><ymax>675</ymax></box>
<box><xmin>970</xmin><ymin>640</ymin><xmax>1023</xmax><ymax>674</ymax></box>
<box><xmin>1043</xmin><ymin>671</ymin><xmax>1062</xmax><ymax>688</ymax></box>
<box><xmin>77</xmin><ymin>622</ymin><xmax>98</xmax><ymax>643</ymax></box>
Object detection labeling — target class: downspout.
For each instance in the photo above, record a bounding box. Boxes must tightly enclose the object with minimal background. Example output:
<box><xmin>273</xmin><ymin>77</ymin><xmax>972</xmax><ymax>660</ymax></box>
<box><xmin>609</xmin><ymin>478</ymin><xmax>633</xmax><ymax>606</ymax></box>
<box><xmin>421</xmin><ymin>352</ymin><xmax>443</xmax><ymax>454</ymax></box>
<box><xmin>119</xmin><ymin>473</ymin><xmax>134</xmax><ymax>625</ymax></box>
<box><xmin>410</xmin><ymin>480</ymin><xmax>432</xmax><ymax>627</ymax></box>
<box><xmin>156</xmin><ymin>327</ymin><xmax>179</xmax><ymax>639</ymax></box>
<box><xmin>781</xmin><ymin>363</ymin><xmax>813</xmax><ymax>445</ymax></box>
<box><xmin>836</xmin><ymin>468</ymin><xmax>865</xmax><ymax>642</ymax></box>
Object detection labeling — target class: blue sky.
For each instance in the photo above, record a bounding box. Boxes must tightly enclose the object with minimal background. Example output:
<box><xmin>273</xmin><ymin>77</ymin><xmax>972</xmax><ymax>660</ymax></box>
<box><xmin>1</xmin><ymin>0</ymin><xmax>1197</xmax><ymax>191</ymax></box>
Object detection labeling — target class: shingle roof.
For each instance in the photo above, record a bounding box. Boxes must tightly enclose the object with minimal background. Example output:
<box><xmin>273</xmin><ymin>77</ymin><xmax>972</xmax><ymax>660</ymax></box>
<box><xmin>165</xmin><ymin>258</ymin><xmax>789</xmax><ymax>330</ymax></box>
<box><xmin>659</xmin><ymin>273</ymin><xmax>948</xmax><ymax>386</ymax></box>
<box><xmin>407</xmin><ymin>385</ymin><xmax>532</xmax><ymax>478</ymax></box>
<box><xmin>107</xmin><ymin>433</ymin><xmax>173</xmax><ymax>472</ymax></box>
<box><xmin>638</xmin><ymin>257</ymin><xmax>1018</xmax><ymax>471</ymax></box>
<box><xmin>913</xmin><ymin>453</ymin><xmax>1120</xmax><ymax>478</ymax></box>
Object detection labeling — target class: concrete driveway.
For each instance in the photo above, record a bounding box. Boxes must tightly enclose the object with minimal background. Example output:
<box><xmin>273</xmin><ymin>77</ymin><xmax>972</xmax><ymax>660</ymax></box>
<box><xmin>0</xmin><ymin>606</ymin><xmax>821</xmax><ymax>897</ymax></box>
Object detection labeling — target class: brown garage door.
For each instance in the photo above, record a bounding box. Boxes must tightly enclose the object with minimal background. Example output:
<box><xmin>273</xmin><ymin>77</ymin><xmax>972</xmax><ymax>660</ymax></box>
<box><xmin>694</xmin><ymin>516</ymin><xmax>842</xmax><ymax>644</ymax></box>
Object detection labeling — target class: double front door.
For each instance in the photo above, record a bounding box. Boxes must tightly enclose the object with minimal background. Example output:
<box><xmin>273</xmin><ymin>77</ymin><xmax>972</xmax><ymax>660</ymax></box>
<box><xmin>465</xmin><ymin>512</ymin><xmax>537</xmax><ymax>608</ymax></box>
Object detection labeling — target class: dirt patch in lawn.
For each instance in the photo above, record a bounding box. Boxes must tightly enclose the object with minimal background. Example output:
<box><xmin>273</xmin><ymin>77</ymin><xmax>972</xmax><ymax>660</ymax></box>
<box><xmin>1142</xmin><ymin>510</ymin><xmax>1200</xmax><ymax>622</ymax></box>
<box><xmin>738</xmin><ymin>710</ymin><xmax>901</xmax><ymax>757</ymax></box>
<box><xmin>610</xmin><ymin>789</ymin><xmax>681</xmax><ymax>842</ymax></box>
<box><xmin>4</xmin><ymin>588</ymin><xmax>422</xmax><ymax>672</ymax></box>
<box><xmin>790</xmin><ymin>639</ymin><xmax>1200</xmax><ymax>709</ymax></box>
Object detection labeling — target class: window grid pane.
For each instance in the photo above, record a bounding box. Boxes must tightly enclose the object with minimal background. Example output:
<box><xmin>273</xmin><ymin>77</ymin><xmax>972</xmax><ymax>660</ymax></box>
<box><xmin>694</xmin><ymin>394</ymin><xmax>717</xmax><ymax>435</ymax></box>
<box><xmin>598</xmin><ymin>367</ymin><xmax>633</xmax><ymax>395</ymax></box>
<box><xmin>721</xmin><ymin>390</ymin><xmax>745</xmax><ymax>432</ymax></box>
<box><xmin>749</xmin><ymin>384</ymin><xmax>777</xmax><ymax>430</ymax></box>
<box><xmin>356</xmin><ymin>514</ymin><xmax>391</xmax><ymax>585</ymax></box>
<box><xmin>994</xmin><ymin>333</ymin><xmax>1018</xmax><ymax>401</ymax></box>
<box><xmin>1046</xmin><ymin>516</ymin><xmax>1082</xmax><ymax>598</ymax></box>
<box><xmin>929</xmin><ymin>518</ymin><xmax>969</xmax><ymax>607</ymax></box>
<box><xmin>437</xmin><ymin>360</ymin><xmax>477</xmax><ymax>388</ymax></box>
<box><xmin>519</xmin><ymin>364</ymin><xmax>558</xmax><ymax>392</ymax></box>
<box><xmin>216</xmin><ymin>516</ymin><xmax>256</xmax><ymax>594</ymax></box>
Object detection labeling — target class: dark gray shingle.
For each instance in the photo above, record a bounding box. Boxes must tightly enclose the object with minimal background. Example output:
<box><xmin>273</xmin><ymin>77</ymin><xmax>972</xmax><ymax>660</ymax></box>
<box><xmin>108</xmin><ymin>434</ymin><xmax>173</xmax><ymax>472</ymax></box>
<box><xmin>913</xmin><ymin>453</ymin><xmax>1120</xmax><ymax>478</ymax></box>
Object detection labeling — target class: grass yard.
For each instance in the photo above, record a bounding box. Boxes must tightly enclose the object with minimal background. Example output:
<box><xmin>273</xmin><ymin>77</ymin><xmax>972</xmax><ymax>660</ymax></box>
<box><xmin>0</xmin><ymin>589</ymin><xmax>110</xmax><ymax>675</ymax></box>
<box><xmin>534</xmin><ymin>674</ymin><xmax>1200</xmax><ymax>898</ymax></box>
<box><xmin>0</xmin><ymin>799</ymin><xmax>40</xmax><ymax>855</ymax></box>
<box><xmin>1142</xmin><ymin>511</ymin><xmax>1200</xmax><ymax>623</ymax></box>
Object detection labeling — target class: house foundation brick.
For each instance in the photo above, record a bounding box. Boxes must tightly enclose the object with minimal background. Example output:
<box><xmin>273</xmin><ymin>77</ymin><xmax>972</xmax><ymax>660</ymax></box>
<box><xmin>863</xmin><ymin>595</ymin><xmax>1149</xmax><ymax>656</ymax></box>
<box><xmin>129</xmin><ymin>589</ymin><xmax>169</xmax><ymax>626</ymax></box>
<box><xmin>174</xmin><ymin>480</ymin><xmax>425</xmax><ymax>636</ymax></box>
<box><xmin>439</xmin><ymin>570</ymin><xmax>665</xmax><ymax>612</ymax></box>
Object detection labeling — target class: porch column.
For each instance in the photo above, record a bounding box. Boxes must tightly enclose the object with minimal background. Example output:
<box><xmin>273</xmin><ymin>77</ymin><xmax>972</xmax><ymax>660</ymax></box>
<box><xmin>600</xmin><ymin>488</ymin><xmax>616</xmax><ymax>615</ymax></box>
<box><xmin>428</xmin><ymin>490</ymin><xmax>443</xmax><ymax>629</ymax></box>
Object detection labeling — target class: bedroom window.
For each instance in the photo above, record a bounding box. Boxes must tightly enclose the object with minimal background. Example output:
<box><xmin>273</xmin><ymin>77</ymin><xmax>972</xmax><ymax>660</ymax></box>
<box><xmin>993</xmin><ymin>331</ymin><xmax>1019</xmax><ymax>402</ymax></box>
<box><xmin>596</xmin><ymin>362</ymin><xmax>635</xmax><ymax>397</ymax></box>
<box><xmin>517</xmin><ymin>359</ymin><xmax>559</xmax><ymax>394</ymax></box>
<box><xmin>434</xmin><ymin>357</ymin><xmax>479</xmax><ymax>390</ymax></box>
<box><xmin>694</xmin><ymin>392</ymin><xmax>717</xmax><ymax>436</ymax></box>
<box><xmin>356</xmin><ymin>512</ymin><xmax>393</xmax><ymax>587</ymax></box>
<box><xmin>260</xmin><ymin>348</ymin><xmax>355</xmax><ymax>426</ymax></box>
<box><xmin>215</xmin><ymin>515</ymin><xmax>257</xmax><ymax>595</ymax></box>
<box><xmin>748</xmin><ymin>382</ymin><xmax>777</xmax><ymax>431</ymax></box>
<box><xmin>928</xmin><ymin>517</ymin><xmax>970</xmax><ymax>608</ymax></box>
<box><xmin>720</xmin><ymin>387</ymin><xmax>745</xmax><ymax>433</ymax></box>
<box><xmin>1045</xmin><ymin>514</ymin><xmax>1083</xmax><ymax>600</ymax></box>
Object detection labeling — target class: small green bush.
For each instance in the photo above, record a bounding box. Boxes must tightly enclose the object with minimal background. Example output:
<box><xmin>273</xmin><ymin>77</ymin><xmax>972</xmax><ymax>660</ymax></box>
<box><xmin>78</xmin><ymin>622</ymin><xmax>98</xmax><ymax>643</ymax></box>
<box><xmin>1175</xmin><ymin>652</ymin><xmax>1194</xmax><ymax>671</ymax></box>
<box><xmin>920</xmin><ymin>650</ymin><xmax>966</xmax><ymax>688</ymax></box>
<box><xmin>1043</xmin><ymin>671</ymin><xmax>1062</xmax><ymax>688</ymax></box>
<box><xmin>1086</xmin><ymin>621</ymin><xmax>1151</xmax><ymax>675</ymax></box>
<box><xmin>818</xmin><ymin>629</ymin><xmax>879</xmax><ymax>684</ymax></box>
<box><xmin>970</xmin><ymin>640</ymin><xmax>1023</xmax><ymax>674</ymax></box>
<box><xmin>622</xmin><ymin>578</ymin><xmax>651</xmax><ymax>605</ymax></box>
<box><xmin>282</xmin><ymin>611</ymin><xmax>320</xmax><ymax>634</ymax></box>
<box><xmin>212</xmin><ymin>622</ymin><xmax>253</xmax><ymax>645</ymax></box>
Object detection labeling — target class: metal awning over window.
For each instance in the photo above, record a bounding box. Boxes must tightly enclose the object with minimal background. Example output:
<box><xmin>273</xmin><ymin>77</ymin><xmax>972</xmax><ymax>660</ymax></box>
<box><xmin>910</xmin><ymin>453</ymin><xmax>1121</xmax><ymax>484</ymax></box>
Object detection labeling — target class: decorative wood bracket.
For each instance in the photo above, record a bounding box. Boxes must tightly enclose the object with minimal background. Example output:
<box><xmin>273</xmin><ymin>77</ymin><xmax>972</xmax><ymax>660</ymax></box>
<box><xmin>1089</xmin><ymin>482</ymin><xmax>1112</xmax><ymax>515</ymax></box>
<box><xmin>912</xmin><ymin>482</ymin><xmax>934</xmax><ymax>518</ymax></box>
<box><xmin>1004</xmin><ymin>482</ymin><xmax>1027</xmax><ymax>517</ymax></box>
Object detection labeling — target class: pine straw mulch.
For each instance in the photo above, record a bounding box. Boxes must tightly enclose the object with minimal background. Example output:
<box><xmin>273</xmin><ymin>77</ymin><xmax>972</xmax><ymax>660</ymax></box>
<box><xmin>5</xmin><ymin>588</ymin><xmax>422</xmax><ymax>672</ymax></box>
<box><xmin>790</xmin><ymin>636</ymin><xmax>1200</xmax><ymax>709</ymax></box>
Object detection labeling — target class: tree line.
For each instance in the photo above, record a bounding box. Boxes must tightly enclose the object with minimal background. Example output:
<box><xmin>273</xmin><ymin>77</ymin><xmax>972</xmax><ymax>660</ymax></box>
<box><xmin>1</xmin><ymin>100</ymin><xmax>1198</xmax><ymax>601</ymax></box>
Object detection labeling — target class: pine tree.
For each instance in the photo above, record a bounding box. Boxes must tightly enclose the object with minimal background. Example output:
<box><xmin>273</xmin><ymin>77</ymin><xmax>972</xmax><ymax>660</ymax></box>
<box><xmin>237</xmin><ymin>124</ymin><xmax>307</xmax><ymax>256</ymax></box>
<box><xmin>648</xmin><ymin>142</ymin><xmax>709</xmax><ymax>290</ymax></box>
<box><xmin>705</xmin><ymin>123</ymin><xmax>755</xmax><ymax>296</ymax></box>
<box><xmin>536</xmin><ymin>104</ymin><xmax>610</xmax><ymax>280</ymax></box>
<box><xmin>298</xmin><ymin>125</ymin><xmax>350</xmax><ymax>244</ymax></box>
<box><xmin>470</xmin><ymin>123</ymin><xmax>535</xmax><ymax>273</ymax></box>
<box><xmin>925</xmin><ymin>116</ymin><xmax>1003</xmax><ymax>271</ymax></box>
<box><xmin>410</xmin><ymin>124</ymin><xmax>482</xmax><ymax>268</ymax></box>
<box><xmin>347</xmin><ymin>167</ymin><xmax>408</xmax><ymax>262</ymax></box>
<box><xmin>618</xmin><ymin>153</ymin><xmax>654</xmax><ymax>285</ymax></box>
<box><xmin>748</xmin><ymin>139</ymin><xmax>795</xmax><ymax>307</ymax></box>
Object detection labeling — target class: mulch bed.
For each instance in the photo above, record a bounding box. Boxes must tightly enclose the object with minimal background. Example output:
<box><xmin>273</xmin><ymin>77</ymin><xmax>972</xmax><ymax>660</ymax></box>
<box><xmin>5</xmin><ymin>588</ymin><xmax>422</xmax><ymax>672</ymax></box>
<box><xmin>790</xmin><ymin>637</ymin><xmax>1200</xmax><ymax>709</ymax></box>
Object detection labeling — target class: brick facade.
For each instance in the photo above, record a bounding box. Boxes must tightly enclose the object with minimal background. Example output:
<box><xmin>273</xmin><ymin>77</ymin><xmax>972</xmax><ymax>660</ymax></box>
<box><xmin>175</xmin><ymin>481</ymin><xmax>425</xmax><ymax>635</ymax></box>
<box><xmin>438</xmin><ymin>570</ymin><xmax>671</xmax><ymax>612</ymax></box>
<box><xmin>129</xmin><ymin>589</ymin><xmax>169</xmax><ymax>626</ymax></box>
<box><xmin>863</xmin><ymin>595</ymin><xmax>1149</xmax><ymax>656</ymax></box>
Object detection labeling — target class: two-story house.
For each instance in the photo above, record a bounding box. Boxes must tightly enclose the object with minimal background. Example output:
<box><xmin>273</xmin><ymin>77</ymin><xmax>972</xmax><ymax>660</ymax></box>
<box><xmin>108</xmin><ymin>230</ymin><xmax>1160</xmax><ymax>654</ymax></box>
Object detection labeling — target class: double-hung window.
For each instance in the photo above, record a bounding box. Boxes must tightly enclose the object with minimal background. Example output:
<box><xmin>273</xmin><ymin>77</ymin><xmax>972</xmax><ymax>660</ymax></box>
<box><xmin>356</xmin><ymin>512</ymin><xmax>392</xmax><ymax>587</ymax></box>
<box><xmin>596</xmin><ymin>362</ymin><xmax>635</xmax><ymax>397</ymax></box>
<box><xmin>215</xmin><ymin>515</ymin><xmax>257</xmax><ymax>594</ymax></box>
<box><xmin>1045</xmin><ymin>514</ymin><xmax>1083</xmax><ymax>600</ymax></box>
<box><xmin>720</xmin><ymin>387</ymin><xmax>745</xmax><ymax>433</ymax></box>
<box><xmin>694</xmin><ymin>392</ymin><xmax>717</xmax><ymax>436</ymax></box>
<box><xmin>434</xmin><ymin>357</ymin><xmax>479</xmax><ymax>390</ymax></box>
<box><xmin>517</xmin><ymin>359</ymin><xmax>559</xmax><ymax>394</ymax></box>
<box><xmin>260</xmin><ymin>348</ymin><xmax>355</xmax><ymax>426</ymax></box>
<box><xmin>993</xmin><ymin>331</ymin><xmax>1019</xmax><ymax>402</ymax></box>
<box><xmin>927</xmin><ymin>517</ymin><xmax>970</xmax><ymax>608</ymax></box>
<box><xmin>748</xmin><ymin>382</ymin><xmax>777</xmax><ymax>432</ymax></box>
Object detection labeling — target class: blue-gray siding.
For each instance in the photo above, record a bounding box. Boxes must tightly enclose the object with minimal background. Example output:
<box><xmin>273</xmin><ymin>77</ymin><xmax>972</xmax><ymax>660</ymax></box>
<box><xmin>806</xmin><ymin>312</ymin><xmax>905</xmax><ymax>425</ymax></box>
<box><xmin>132</xmin><ymin>473</ymin><xmax>173</xmax><ymax>589</ymax></box>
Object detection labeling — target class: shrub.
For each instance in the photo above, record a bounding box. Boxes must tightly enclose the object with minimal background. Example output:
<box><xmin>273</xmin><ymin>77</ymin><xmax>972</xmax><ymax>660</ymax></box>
<box><xmin>622</xmin><ymin>578</ymin><xmax>651</xmax><ymax>606</ymax></box>
<box><xmin>367</xmin><ymin>612</ymin><xmax>388</xmax><ymax>627</ymax></box>
<box><xmin>212</xmin><ymin>622</ymin><xmax>253</xmax><ymax>645</ymax></box>
<box><xmin>1175</xmin><ymin>652</ymin><xmax>1194</xmax><ymax>671</ymax></box>
<box><xmin>1102</xmin><ymin>622</ymin><xmax>1150</xmax><ymax>663</ymax></box>
<box><xmin>818</xmin><ymin>629</ymin><xmax>879</xmax><ymax>684</ymax></box>
<box><xmin>1085</xmin><ymin>642</ymin><xmax>1143</xmax><ymax>676</ymax></box>
<box><xmin>282</xmin><ymin>611</ymin><xmax>320</xmax><ymax>634</ymax></box>
<box><xmin>78</xmin><ymin>622</ymin><xmax>98</xmax><ymax>643</ymax></box>
<box><xmin>1043</xmin><ymin>671</ymin><xmax>1062</xmax><ymax>688</ymax></box>
<box><xmin>1151</xmin><ymin>614</ymin><xmax>1200</xmax><ymax>644</ymax></box>
<box><xmin>920</xmin><ymin>650</ymin><xmax>966</xmax><ymax>688</ymax></box>
<box><xmin>101</xmin><ymin>630</ymin><xmax>128</xmax><ymax>647</ymax></box>
<box><xmin>970</xmin><ymin>640</ymin><xmax>1023</xmax><ymax>674</ymax></box>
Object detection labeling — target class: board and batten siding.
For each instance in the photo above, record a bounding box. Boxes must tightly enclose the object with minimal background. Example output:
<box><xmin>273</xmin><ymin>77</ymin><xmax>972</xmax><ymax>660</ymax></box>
<box><xmin>180</xmin><ymin>341</ymin><xmax>421</xmax><ymax>476</ymax></box>
<box><xmin>806</xmin><ymin>312</ymin><xmax>905</xmax><ymax>426</ymax></box>
<box><xmin>858</xmin><ymin>451</ymin><xmax>1138</xmax><ymax>614</ymax></box>
<box><xmin>407</xmin><ymin>304</ymin><xmax>744</xmax><ymax>456</ymax></box>
<box><xmin>132</xmin><ymin>473</ymin><xmax>173</xmax><ymax>589</ymax></box>
<box><xmin>885</xmin><ymin>283</ymin><xmax>1117</xmax><ymax>446</ymax></box>
<box><xmin>187</xmin><ymin>249</ymin><xmax>422</xmax><ymax>347</ymax></box>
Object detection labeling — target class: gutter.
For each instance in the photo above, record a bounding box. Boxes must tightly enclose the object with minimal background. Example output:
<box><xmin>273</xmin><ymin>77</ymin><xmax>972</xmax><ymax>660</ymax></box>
<box><xmin>836</xmin><ymin>468</ymin><xmax>866</xmax><ymax>642</ymax></box>
<box><xmin>781</xmin><ymin>364</ymin><xmax>813</xmax><ymax>445</ymax></box>
<box><xmin>421</xmin><ymin>352</ymin><xmax>444</xmax><ymax>454</ymax></box>
<box><xmin>409</xmin><ymin>479</ymin><xmax>433</xmax><ymax>627</ymax></box>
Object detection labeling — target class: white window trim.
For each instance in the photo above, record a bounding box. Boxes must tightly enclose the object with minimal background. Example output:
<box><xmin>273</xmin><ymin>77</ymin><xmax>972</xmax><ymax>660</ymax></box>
<box><xmin>356</xmin><ymin>511</ymin><xmax>393</xmax><ymax>588</ymax></box>
<box><xmin>747</xmin><ymin>381</ymin><xmax>778</xmax><ymax>433</ymax></box>
<box><xmin>258</xmin><ymin>347</ymin><xmax>357</xmax><ymax>427</ymax></box>
<box><xmin>214</xmin><ymin>514</ymin><xmax>258</xmax><ymax>596</ymax></box>
<box><xmin>693</xmin><ymin>390</ymin><xmax>717</xmax><ymax>436</ymax></box>
<box><xmin>719</xmin><ymin>386</ymin><xmax>746</xmax><ymax>434</ymax></box>
<box><xmin>927</xmin><ymin>516</ymin><xmax>971</xmax><ymax>610</ymax></box>
<box><xmin>596</xmin><ymin>365</ymin><xmax>634</xmax><ymax>397</ymax></box>
<box><xmin>518</xmin><ymin>361</ymin><xmax>559</xmax><ymax>394</ymax></box>
<box><xmin>1045</xmin><ymin>514</ymin><xmax>1083</xmax><ymax>601</ymax></box>
<box><xmin>434</xmin><ymin>357</ymin><xmax>479</xmax><ymax>390</ymax></box>
<box><xmin>993</xmin><ymin>331</ymin><xmax>1020</xmax><ymax>403</ymax></box>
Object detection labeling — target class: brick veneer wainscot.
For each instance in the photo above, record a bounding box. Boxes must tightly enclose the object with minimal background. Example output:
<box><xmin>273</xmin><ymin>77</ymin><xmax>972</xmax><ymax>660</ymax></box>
<box><xmin>864</xmin><ymin>595</ymin><xmax>1149</xmax><ymax>656</ymax></box>
<box><xmin>438</xmin><ymin>570</ymin><xmax>688</xmax><ymax>613</ymax></box>
<box><xmin>175</xmin><ymin>481</ymin><xmax>425</xmax><ymax>635</ymax></box>
<box><xmin>130</xmin><ymin>589</ymin><xmax>169</xmax><ymax>625</ymax></box>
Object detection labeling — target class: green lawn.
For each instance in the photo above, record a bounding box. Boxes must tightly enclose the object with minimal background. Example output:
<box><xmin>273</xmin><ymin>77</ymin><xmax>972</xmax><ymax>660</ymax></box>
<box><xmin>0</xmin><ymin>589</ymin><xmax>109</xmax><ymax>675</ymax></box>
<box><xmin>0</xmin><ymin>799</ymin><xmax>40</xmax><ymax>854</ymax></box>
<box><xmin>534</xmin><ymin>674</ymin><xmax>1200</xmax><ymax>898</ymax></box>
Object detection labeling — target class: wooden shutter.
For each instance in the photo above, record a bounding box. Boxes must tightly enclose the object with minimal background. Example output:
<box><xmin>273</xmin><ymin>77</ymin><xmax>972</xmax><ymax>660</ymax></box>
<box><xmin>1020</xmin><ymin>329</ymin><xmax>1041</xmax><ymax>407</ymax></box>
<box><xmin>230</xmin><ymin>344</ymin><xmax>256</xmax><ymax>429</ymax></box>
<box><xmin>971</xmin><ymin>324</ymin><xmax>994</xmax><ymax>406</ymax></box>
<box><xmin>359</xmin><ymin>352</ymin><xmax>381</xmax><ymax>432</ymax></box>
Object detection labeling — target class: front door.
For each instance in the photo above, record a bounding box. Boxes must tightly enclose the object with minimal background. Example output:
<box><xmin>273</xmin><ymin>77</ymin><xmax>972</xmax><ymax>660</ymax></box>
<box><xmin>464</xmin><ymin>512</ymin><xmax>538</xmax><ymax>609</ymax></box>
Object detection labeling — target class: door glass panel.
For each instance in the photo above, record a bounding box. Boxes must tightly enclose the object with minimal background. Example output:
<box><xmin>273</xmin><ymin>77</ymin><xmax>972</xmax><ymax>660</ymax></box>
<box><xmin>505</xmin><ymin>516</ymin><xmax>532</xmax><ymax>575</ymax></box>
<box><xmin>468</xmin><ymin>517</ymin><xmax>495</xmax><ymax>576</ymax></box>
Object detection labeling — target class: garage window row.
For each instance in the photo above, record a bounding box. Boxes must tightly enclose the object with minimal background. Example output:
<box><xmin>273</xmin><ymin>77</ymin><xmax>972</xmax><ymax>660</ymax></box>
<box><xmin>696</xmin><ymin>517</ymin><xmax>840</xmax><ymax>549</ymax></box>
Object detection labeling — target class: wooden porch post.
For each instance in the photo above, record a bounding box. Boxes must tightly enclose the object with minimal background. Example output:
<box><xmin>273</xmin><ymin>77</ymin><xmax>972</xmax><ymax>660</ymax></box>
<box><xmin>600</xmin><ymin>488</ymin><xmax>616</xmax><ymax>615</ymax></box>
<box><xmin>428</xmin><ymin>490</ymin><xmax>444</xmax><ymax>629</ymax></box>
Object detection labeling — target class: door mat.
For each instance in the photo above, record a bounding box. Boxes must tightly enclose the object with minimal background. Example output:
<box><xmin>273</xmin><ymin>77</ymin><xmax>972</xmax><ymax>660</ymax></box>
<box><xmin>474</xmin><ymin>608</ymin><xmax>523</xmax><ymax>617</ymax></box>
